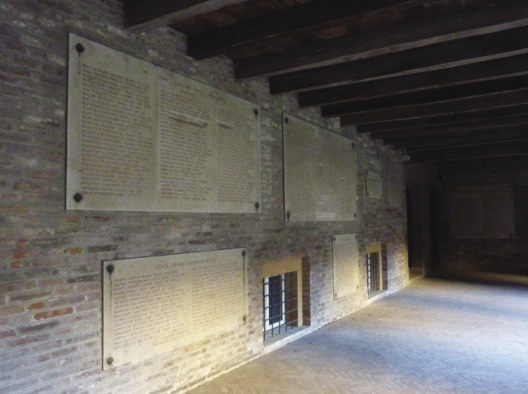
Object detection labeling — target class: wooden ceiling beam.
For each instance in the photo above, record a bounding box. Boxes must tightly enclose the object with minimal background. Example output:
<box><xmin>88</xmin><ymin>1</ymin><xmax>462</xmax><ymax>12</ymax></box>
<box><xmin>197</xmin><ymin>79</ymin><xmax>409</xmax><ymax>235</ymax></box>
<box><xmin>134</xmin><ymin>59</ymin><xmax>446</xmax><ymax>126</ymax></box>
<box><xmin>371</xmin><ymin>116</ymin><xmax>528</xmax><ymax>140</ymax></box>
<box><xmin>321</xmin><ymin>75</ymin><xmax>528</xmax><ymax>118</ymax></box>
<box><xmin>124</xmin><ymin>0</ymin><xmax>244</xmax><ymax>30</ymax></box>
<box><xmin>235</xmin><ymin>0</ymin><xmax>526</xmax><ymax>78</ymax></box>
<box><xmin>384</xmin><ymin>124</ymin><xmax>528</xmax><ymax>145</ymax></box>
<box><xmin>339</xmin><ymin>88</ymin><xmax>528</xmax><ymax>125</ymax></box>
<box><xmin>405</xmin><ymin>139</ymin><xmax>528</xmax><ymax>163</ymax></box>
<box><xmin>298</xmin><ymin>53</ymin><xmax>528</xmax><ymax>107</ymax></box>
<box><xmin>389</xmin><ymin>130</ymin><xmax>528</xmax><ymax>149</ymax></box>
<box><xmin>186</xmin><ymin>0</ymin><xmax>404</xmax><ymax>59</ymax></box>
<box><xmin>355</xmin><ymin>104</ymin><xmax>528</xmax><ymax>132</ymax></box>
<box><xmin>269</xmin><ymin>24</ymin><xmax>528</xmax><ymax>94</ymax></box>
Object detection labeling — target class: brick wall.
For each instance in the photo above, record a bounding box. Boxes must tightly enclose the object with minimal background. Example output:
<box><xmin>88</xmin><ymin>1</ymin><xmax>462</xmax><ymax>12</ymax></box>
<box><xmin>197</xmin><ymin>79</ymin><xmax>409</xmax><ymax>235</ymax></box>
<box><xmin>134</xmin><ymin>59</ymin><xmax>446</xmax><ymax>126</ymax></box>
<box><xmin>422</xmin><ymin>157</ymin><xmax>528</xmax><ymax>276</ymax></box>
<box><xmin>0</xmin><ymin>1</ymin><xmax>409</xmax><ymax>393</ymax></box>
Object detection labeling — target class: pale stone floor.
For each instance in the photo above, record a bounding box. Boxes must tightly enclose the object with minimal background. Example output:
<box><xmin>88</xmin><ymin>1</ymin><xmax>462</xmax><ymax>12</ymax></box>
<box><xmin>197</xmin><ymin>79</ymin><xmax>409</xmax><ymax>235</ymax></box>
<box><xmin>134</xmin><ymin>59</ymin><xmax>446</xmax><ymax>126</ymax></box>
<box><xmin>190</xmin><ymin>278</ymin><xmax>528</xmax><ymax>394</ymax></box>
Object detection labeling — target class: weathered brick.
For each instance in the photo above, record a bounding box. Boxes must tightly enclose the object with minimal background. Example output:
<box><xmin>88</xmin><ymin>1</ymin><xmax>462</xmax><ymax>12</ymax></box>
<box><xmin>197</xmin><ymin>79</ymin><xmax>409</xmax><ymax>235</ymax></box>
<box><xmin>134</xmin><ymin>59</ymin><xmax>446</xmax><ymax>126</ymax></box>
<box><xmin>0</xmin><ymin>329</ymin><xmax>16</xmax><ymax>339</ymax></box>
<box><xmin>0</xmin><ymin>305</ymin><xmax>25</xmax><ymax>316</ymax></box>
<box><xmin>66</xmin><ymin>275</ymin><xmax>99</xmax><ymax>284</ymax></box>
<box><xmin>18</xmin><ymin>320</ymin><xmax>59</xmax><ymax>334</ymax></box>
<box><xmin>0</xmin><ymin>1</ymin><xmax>408</xmax><ymax>394</ymax></box>
<box><xmin>9</xmin><ymin>290</ymin><xmax>50</xmax><ymax>302</ymax></box>
<box><xmin>8</xmin><ymin>333</ymin><xmax>49</xmax><ymax>347</ymax></box>
<box><xmin>34</xmin><ymin>307</ymin><xmax>74</xmax><ymax>320</ymax></box>
<box><xmin>27</xmin><ymin>302</ymin><xmax>45</xmax><ymax>310</ymax></box>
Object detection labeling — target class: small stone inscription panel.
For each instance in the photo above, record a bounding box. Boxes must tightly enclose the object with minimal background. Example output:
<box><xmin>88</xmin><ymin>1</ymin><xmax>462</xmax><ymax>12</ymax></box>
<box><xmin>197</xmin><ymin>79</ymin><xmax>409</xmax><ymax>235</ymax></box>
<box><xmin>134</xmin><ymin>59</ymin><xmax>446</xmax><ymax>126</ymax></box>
<box><xmin>67</xmin><ymin>34</ymin><xmax>260</xmax><ymax>213</ymax></box>
<box><xmin>388</xmin><ymin>172</ymin><xmax>402</xmax><ymax>207</ymax></box>
<box><xmin>333</xmin><ymin>234</ymin><xmax>359</xmax><ymax>299</ymax></box>
<box><xmin>283</xmin><ymin>115</ymin><xmax>357</xmax><ymax>222</ymax></box>
<box><xmin>103</xmin><ymin>249</ymin><xmax>246</xmax><ymax>370</ymax></box>
<box><xmin>367</xmin><ymin>172</ymin><xmax>383</xmax><ymax>199</ymax></box>
<box><xmin>448</xmin><ymin>184</ymin><xmax>515</xmax><ymax>239</ymax></box>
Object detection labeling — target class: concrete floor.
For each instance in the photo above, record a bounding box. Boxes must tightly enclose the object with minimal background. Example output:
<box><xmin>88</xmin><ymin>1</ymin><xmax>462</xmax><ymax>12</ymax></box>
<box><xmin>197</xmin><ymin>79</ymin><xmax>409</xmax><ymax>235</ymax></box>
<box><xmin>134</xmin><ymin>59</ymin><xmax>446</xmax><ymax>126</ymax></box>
<box><xmin>190</xmin><ymin>278</ymin><xmax>528</xmax><ymax>394</ymax></box>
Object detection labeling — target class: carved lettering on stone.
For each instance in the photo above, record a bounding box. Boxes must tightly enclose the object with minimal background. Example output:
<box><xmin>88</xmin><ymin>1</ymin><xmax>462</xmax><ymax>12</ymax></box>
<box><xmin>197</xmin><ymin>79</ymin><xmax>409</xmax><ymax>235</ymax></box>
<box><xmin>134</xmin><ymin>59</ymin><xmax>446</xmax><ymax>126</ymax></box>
<box><xmin>103</xmin><ymin>249</ymin><xmax>246</xmax><ymax>370</ymax></box>
<box><xmin>333</xmin><ymin>234</ymin><xmax>359</xmax><ymax>299</ymax></box>
<box><xmin>67</xmin><ymin>34</ymin><xmax>260</xmax><ymax>213</ymax></box>
<box><xmin>283</xmin><ymin>115</ymin><xmax>357</xmax><ymax>222</ymax></box>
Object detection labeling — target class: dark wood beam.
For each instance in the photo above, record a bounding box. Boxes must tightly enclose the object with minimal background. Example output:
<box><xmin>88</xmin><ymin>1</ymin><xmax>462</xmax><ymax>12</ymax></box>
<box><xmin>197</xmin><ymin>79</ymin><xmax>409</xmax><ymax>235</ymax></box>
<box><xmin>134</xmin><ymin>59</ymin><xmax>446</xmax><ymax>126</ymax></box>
<box><xmin>389</xmin><ymin>129</ymin><xmax>528</xmax><ymax>149</ymax></box>
<box><xmin>124</xmin><ymin>0</ymin><xmax>243</xmax><ymax>29</ymax></box>
<box><xmin>371</xmin><ymin>116</ymin><xmax>528</xmax><ymax>140</ymax></box>
<box><xmin>269</xmin><ymin>24</ymin><xmax>528</xmax><ymax>94</ymax></box>
<box><xmin>186</xmin><ymin>0</ymin><xmax>405</xmax><ymax>59</ymax></box>
<box><xmin>405</xmin><ymin>139</ymin><xmax>528</xmax><ymax>163</ymax></box>
<box><xmin>298</xmin><ymin>53</ymin><xmax>528</xmax><ymax>107</ymax></box>
<box><xmin>322</xmin><ymin>76</ymin><xmax>528</xmax><ymax>118</ymax></box>
<box><xmin>355</xmin><ymin>104</ymin><xmax>528</xmax><ymax>132</ymax></box>
<box><xmin>339</xmin><ymin>88</ymin><xmax>528</xmax><ymax>125</ymax></box>
<box><xmin>235</xmin><ymin>0</ymin><xmax>526</xmax><ymax>78</ymax></box>
<box><xmin>384</xmin><ymin>124</ymin><xmax>528</xmax><ymax>145</ymax></box>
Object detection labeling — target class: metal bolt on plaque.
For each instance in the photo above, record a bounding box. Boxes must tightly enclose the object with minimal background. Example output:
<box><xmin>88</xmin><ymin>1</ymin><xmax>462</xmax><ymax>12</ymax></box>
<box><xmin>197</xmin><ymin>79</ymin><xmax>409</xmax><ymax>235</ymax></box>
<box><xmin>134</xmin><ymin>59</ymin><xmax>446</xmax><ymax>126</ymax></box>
<box><xmin>73</xmin><ymin>193</ymin><xmax>83</xmax><ymax>203</ymax></box>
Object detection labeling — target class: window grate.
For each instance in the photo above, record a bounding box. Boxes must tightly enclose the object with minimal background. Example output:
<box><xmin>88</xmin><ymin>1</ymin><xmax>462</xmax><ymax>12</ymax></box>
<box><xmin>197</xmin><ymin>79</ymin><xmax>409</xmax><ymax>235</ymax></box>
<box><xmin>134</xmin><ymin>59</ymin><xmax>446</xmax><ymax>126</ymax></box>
<box><xmin>367</xmin><ymin>251</ymin><xmax>382</xmax><ymax>297</ymax></box>
<box><xmin>263</xmin><ymin>271</ymin><xmax>298</xmax><ymax>341</ymax></box>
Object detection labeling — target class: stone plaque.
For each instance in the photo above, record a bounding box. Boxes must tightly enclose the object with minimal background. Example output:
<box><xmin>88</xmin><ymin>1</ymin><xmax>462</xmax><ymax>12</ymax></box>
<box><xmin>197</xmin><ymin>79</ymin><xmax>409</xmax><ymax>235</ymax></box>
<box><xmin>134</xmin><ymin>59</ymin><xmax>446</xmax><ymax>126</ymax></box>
<box><xmin>103</xmin><ymin>248</ymin><xmax>247</xmax><ymax>370</ymax></box>
<box><xmin>333</xmin><ymin>234</ymin><xmax>359</xmax><ymax>299</ymax></box>
<box><xmin>367</xmin><ymin>172</ymin><xmax>383</xmax><ymax>199</ymax></box>
<box><xmin>67</xmin><ymin>34</ymin><xmax>260</xmax><ymax>213</ymax></box>
<box><xmin>449</xmin><ymin>184</ymin><xmax>515</xmax><ymax>239</ymax></box>
<box><xmin>388</xmin><ymin>172</ymin><xmax>402</xmax><ymax>207</ymax></box>
<box><xmin>283</xmin><ymin>115</ymin><xmax>357</xmax><ymax>222</ymax></box>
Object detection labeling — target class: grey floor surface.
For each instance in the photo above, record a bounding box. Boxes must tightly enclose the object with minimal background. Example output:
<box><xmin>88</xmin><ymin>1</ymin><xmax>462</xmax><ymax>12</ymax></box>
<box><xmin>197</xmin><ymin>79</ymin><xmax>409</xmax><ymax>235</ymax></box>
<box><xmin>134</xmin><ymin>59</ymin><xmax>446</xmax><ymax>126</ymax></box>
<box><xmin>190</xmin><ymin>278</ymin><xmax>528</xmax><ymax>394</ymax></box>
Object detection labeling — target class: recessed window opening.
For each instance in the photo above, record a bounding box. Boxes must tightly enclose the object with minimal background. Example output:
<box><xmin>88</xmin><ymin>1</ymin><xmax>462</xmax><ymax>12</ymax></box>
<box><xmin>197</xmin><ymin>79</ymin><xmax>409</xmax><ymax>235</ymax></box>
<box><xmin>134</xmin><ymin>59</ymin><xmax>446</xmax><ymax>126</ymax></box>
<box><xmin>366</xmin><ymin>251</ymin><xmax>382</xmax><ymax>296</ymax></box>
<box><xmin>263</xmin><ymin>271</ymin><xmax>298</xmax><ymax>340</ymax></box>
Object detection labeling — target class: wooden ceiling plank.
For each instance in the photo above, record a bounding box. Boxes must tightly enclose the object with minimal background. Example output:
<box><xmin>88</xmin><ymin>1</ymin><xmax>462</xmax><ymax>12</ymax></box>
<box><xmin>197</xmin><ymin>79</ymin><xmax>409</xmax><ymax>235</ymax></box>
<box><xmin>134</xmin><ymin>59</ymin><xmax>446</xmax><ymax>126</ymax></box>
<box><xmin>339</xmin><ymin>88</ymin><xmax>528</xmax><ymax>125</ymax></box>
<box><xmin>298</xmin><ymin>53</ymin><xmax>528</xmax><ymax>107</ymax></box>
<box><xmin>405</xmin><ymin>139</ymin><xmax>528</xmax><ymax>163</ymax></box>
<box><xmin>186</xmin><ymin>0</ymin><xmax>405</xmax><ymax>59</ymax></box>
<box><xmin>321</xmin><ymin>75</ymin><xmax>528</xmax><ymax>118</ymax></box>
<box><xmin>371</xmin><ymin>116</ymin><xmax>528</xmax><ymax>140</ymax></box>
<box><xmin>235</xmin><ymin>0</ymin><xmax>528</xmax><ymax>78</ymax></box>
<box><xmin>125</xmin><ymin>0</ymin><xmax>245</xmax><ymax>30</ymax></box>
<box><xmin>384</xmin><ymin>124</ymin><xmax>528</xmax><ymax>144</ymax></box>
<box><xmin>269</xmin><ymin>24</ymin><xmax>528</xmax><ymax>94</ymax></box>
<box><xmin>389</xmin><ymin>130</ymin><xmax>528</xmax><ymax>149</ymax></box>
<box><xmin>355</xmin><ymin>104</ymin><xmax>528</xmax><ymax>132</ymax></box>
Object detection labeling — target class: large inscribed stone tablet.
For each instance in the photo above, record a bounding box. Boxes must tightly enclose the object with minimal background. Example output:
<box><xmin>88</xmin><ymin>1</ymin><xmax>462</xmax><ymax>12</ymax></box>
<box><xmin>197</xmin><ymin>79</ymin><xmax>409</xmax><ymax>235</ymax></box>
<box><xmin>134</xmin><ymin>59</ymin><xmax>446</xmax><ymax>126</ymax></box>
<box><xmin>283</xmin><ymin>115</ymin><xmax>357</xmax><ymax>222</ymax></box>
<box><xmin>448</xmin><ymin>184</ymin><xmax>515</xmax><ymax>239</ymax></box>
<box><xmin>388</xmin><ymin>172</ymin><xmax>402</xmax><ymax>207</ymax></box>
<box><xmin>367</xmin><ymin>172</ymin><xmax>383</xmax><ymax>199</ymax></box>
<box><xmin>102</xmin><ymin>249</ymin><xmax>247</xmax><ymax>370</ymax></box>
<box><xmin>67</xmin><ymin>34</ymin><xmax>260</xmax><ymax>213</ymax></box>
<box><xmin>333</xmin><ymin>234</ymin><xmax>359</xmax><ymax>299</ymax></box>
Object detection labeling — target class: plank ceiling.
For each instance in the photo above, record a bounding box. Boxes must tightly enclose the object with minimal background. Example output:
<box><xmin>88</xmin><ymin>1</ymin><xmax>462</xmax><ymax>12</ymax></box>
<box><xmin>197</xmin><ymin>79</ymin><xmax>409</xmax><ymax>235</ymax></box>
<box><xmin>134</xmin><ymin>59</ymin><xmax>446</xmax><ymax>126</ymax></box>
<box><xmin>122</xmin><ymin>0</ymin><xmax>528</xmax><ymax>163</ymax></box>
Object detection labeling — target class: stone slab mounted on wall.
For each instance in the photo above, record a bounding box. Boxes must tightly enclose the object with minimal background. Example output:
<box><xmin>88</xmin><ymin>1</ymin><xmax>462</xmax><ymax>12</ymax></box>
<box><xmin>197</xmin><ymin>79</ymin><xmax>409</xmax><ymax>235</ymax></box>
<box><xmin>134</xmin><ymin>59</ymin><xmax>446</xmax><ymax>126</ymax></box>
<box><xmin>448</xmin><ymin>184</ymin><xmax>515</xmax><ymax>239</ymax></box>
<box><xmin>333</xmin><ymin>234</ymin><xmax>360</xmax><ymax>299</ymax></box>
<box><xmin>283</xmin><ymin>114</ymin><xmax>358</xmax><ymax>222</ymax></box>
<box><xmin>388</xmin><ymin>172</ymin><xmax>403</xmax><ymax>207</ymax></box>
<box><xmin>102</xmin><ymin>248</ymin><xmax>247</xmax><ymax>370</ymax></box>
<box><xmin>67</xmin><ymin>34</ymin><xmax>261</xmax><ymax>213</ymax></box>
<box><xmin>367</xmin><ymin>171</ymin><xmax>383</xmax><ymax>199</ymax></box>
